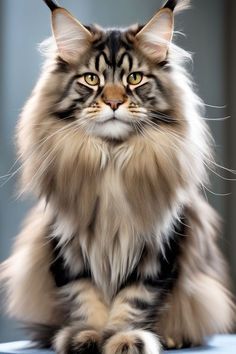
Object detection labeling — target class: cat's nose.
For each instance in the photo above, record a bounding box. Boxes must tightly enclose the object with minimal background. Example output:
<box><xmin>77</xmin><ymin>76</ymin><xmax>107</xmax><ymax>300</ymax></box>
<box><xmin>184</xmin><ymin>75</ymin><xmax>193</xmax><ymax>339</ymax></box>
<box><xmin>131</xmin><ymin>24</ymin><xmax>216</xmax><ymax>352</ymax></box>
<box><xmin>102</xmin><ymin>84</ymin><xmax>127</xmax><ymax>111</ymax></box>
<box><xmin>104</xmin><ymin>99</ymin><xmax>124</xmax><ymax>111</ymax></box>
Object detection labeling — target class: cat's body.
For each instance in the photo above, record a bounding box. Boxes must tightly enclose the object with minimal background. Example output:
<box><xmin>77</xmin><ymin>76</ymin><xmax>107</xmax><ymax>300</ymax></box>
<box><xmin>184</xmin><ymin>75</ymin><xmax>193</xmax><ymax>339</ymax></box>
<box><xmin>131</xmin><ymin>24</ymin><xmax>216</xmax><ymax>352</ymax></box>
<box><xmin>0</xmin><ymin>1</ymin><xmax>235</xmax><ymax>353</ymax></box>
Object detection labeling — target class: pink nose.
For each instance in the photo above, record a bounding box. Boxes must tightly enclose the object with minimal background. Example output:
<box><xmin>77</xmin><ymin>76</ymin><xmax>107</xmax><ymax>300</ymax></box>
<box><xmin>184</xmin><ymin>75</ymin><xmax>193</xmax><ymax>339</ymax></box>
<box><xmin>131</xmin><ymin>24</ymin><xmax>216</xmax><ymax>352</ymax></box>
<box><xmin>104</xmin><ymin>99</ymin><xmax>124</xmax><ymax>111</ymax></box>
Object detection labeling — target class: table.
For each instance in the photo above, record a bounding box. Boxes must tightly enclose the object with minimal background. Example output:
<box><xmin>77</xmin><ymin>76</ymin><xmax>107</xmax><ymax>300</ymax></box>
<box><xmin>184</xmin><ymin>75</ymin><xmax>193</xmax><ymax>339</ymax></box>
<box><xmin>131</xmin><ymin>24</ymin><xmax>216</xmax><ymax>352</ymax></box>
<box><xmin>0</xmin><ymin>335</ymin><xmax>236</xmax><ymax>353</ymax></box>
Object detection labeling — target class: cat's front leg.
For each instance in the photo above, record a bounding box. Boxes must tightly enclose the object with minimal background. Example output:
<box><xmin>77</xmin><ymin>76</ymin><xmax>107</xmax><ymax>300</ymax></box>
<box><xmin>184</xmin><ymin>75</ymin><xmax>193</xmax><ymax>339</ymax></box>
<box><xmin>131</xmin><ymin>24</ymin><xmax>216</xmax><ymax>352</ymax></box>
<box><xmin>53</xmin><ymin>279</ymin><xmax>109</xmax><ymax>354</ymax></box>
<box><xmin>102</xmin><ymin>284</ymin><xmax>162</xmax><ymax>354</ymax></box>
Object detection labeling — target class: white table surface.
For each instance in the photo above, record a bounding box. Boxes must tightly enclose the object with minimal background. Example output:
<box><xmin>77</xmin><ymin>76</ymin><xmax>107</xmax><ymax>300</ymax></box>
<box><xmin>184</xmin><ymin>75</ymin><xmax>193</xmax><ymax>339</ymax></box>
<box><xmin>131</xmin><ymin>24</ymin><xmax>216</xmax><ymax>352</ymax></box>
<box><xmin>0</xmin><ymin>335</ymin><xmax>236</xmax><ymax>353</ymax></box>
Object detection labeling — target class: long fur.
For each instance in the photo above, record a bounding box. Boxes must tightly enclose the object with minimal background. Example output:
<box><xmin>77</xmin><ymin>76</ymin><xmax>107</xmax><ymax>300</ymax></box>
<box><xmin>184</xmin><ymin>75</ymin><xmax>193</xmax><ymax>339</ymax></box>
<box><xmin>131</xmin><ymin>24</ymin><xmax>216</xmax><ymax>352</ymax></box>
<box><xmin>0</xmin><ymin>1</ymin><xmax>235</xmax><ymax>353</ymax></box>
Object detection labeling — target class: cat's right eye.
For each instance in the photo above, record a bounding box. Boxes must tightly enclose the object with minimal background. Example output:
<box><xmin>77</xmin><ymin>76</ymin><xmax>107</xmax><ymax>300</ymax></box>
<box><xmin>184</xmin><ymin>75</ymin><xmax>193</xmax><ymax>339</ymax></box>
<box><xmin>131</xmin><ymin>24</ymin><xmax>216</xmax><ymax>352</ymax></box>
<box><xmin>127</xmin><ymin>72</ymin><xmax>143</xmax><ymax>86</ymax></box>
<box><xmin>84</xmin><ymin>73</ymin><xmax>100</xmax><ymax>86</ymax></box>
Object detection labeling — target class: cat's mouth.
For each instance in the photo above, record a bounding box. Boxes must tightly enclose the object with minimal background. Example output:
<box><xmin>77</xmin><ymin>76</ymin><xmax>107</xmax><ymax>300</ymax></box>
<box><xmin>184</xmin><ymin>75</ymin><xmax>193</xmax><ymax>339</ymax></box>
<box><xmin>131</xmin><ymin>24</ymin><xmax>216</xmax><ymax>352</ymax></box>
<box><xmin>89</xmin><ymin>112</ymin><xmax>134</xmax><ymax>139</ymax></box>
<box><xmin>96</xmin><ymin>115</ymin><xmax>131</xmax><ymax>125</ymax></box>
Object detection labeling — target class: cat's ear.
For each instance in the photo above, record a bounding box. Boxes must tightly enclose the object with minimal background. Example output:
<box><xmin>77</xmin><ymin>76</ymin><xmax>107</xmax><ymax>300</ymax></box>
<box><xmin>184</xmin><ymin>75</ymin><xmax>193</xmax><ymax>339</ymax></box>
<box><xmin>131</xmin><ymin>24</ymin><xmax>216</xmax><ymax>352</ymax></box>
<box><xmin>43</xmin><ymin>1</ymin><xmax>92</xmax><ymax>64</ymax></box>
<box><xmin>135</xmin><ymin>0</ymin><xmax>177</xmax><ymax>63</ymax></box>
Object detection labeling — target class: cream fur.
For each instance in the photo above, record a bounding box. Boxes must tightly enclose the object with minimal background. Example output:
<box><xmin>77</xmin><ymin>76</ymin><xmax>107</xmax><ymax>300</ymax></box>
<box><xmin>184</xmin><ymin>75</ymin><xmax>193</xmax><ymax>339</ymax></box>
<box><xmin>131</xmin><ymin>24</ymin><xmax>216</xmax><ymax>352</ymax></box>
<box><xmin>0</xmin><ymin>1</ymin><xmax>234</xmax><ymax>352</ymax></box>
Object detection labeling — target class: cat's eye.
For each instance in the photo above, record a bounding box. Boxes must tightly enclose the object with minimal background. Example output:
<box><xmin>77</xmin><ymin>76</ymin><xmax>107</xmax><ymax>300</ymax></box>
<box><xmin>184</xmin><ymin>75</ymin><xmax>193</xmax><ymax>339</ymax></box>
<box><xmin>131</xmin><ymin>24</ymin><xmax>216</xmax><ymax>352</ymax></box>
<box><xmin>127</xmin><ymin>72</ymin><xmax>143</xmax><ymax>86</ymax></box>
<box><xmin>84</xmin><ymin>73</ymin><xmax>100</xmax><ymax>86</ymax></box>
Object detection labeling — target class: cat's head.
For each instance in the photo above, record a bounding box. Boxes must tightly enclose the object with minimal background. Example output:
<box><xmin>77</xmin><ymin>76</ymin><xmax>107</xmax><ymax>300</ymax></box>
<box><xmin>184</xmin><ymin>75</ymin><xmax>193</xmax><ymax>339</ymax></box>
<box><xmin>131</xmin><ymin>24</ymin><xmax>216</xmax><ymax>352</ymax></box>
<box><xmin>40</xmin><ymin>0</ymin><xmax>191</xmax><ymax>140</ymax></box>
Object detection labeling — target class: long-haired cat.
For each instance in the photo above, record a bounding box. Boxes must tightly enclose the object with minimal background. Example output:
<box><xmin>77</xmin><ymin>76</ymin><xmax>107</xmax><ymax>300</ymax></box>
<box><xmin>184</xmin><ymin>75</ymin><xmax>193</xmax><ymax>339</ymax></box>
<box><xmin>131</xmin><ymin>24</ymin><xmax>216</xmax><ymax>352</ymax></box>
<box><xmin>0</xmin><ymin>0</ymin><xmax>235</xmax><ymax>353</ymax></box>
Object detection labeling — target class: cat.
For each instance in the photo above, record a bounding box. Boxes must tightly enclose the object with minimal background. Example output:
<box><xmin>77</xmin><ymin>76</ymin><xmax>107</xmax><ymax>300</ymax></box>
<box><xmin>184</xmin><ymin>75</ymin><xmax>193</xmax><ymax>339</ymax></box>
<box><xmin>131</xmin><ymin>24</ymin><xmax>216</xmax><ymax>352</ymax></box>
<box><xmin>0</xmin><ymin>0</ymin><xmax>235</xmax><ymax>353</ymax></box>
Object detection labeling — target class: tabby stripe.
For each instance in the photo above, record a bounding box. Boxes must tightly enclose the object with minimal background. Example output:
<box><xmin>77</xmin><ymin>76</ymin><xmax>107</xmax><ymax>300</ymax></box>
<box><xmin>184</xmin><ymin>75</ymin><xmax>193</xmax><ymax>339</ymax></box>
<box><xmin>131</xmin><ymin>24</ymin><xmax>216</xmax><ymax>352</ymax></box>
<box><xmin>57</xmin><ymin>75</ymin><xmax>80</xmax><ymax>103</ymax></box>
<box><xmin>134</xmin><ymin>339</ymin><xmax>145</xmax><ymax>353</ymax></box>
<box><xmin>118</xmin><ymin>216</ymin><xmax>185</xmax><ymax>296</ymax></box>
<box><xmin>95</xmin><ymin>53</ymin><xmax>101</xmax><ymax>72</ymax></box>
<box><xmin>123</xmin><ymin>297</ymin><xmax>161</xmax><ymax>330</ymax></box>
<box><xmin>146</xmin><ymin>74</ymin><xmax>167</xmax><ymax>95</ymax></box>
<box><xmin>120</xmin><ymin>68</ymin><xmax>125</xmax><ymax>81</ymax></box>
<box><xmin>127</xmin><ymin>297</ymin><xmax>154</xmax><ymax>311</ymax></box>
<box><xmin>50</xmin><ymin>235</ymin><xmax>91</xmax><ymax>287</ymax></box>
<box><xmin>94</xmin><ymin>86</ymin><xmax>104</xmax><ymax>99</ymax></box>
<box><xmin>118</xmin><ymin>52</ymin><xmax>133</xmax><ymax>71</ymax></box>
<box><xmin>54</xmin><ymin>57</ymin><xmax>69</xmax><ymax>73</ymax></box>
<box><xmin>98</xmin><ymin>51</ymin><xmax>111</xmax><ymax>70</ymax></box>
<box><xmin>54</xmin><ymin>104</ymin><xmax>77</xmax><ymax>121</ymax></box>
<box><xmin>120</xmin><ymin>38</ymin><xmax>133</xmax><ymax>51</ymax></box>
<box><xmin>106</xmin><ymin>30</ymin><xmax>122</xmax><ymax>67</ymax></box>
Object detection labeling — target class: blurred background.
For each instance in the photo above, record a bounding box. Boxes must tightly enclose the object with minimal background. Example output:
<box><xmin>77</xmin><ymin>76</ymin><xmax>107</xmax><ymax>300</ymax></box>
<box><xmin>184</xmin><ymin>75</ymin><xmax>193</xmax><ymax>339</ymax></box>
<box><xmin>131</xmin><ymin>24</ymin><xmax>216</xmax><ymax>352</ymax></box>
<box><xmin>0</xmin><ymin>0</ymin><xmax>235</xmax><ymax>342</ymax></box>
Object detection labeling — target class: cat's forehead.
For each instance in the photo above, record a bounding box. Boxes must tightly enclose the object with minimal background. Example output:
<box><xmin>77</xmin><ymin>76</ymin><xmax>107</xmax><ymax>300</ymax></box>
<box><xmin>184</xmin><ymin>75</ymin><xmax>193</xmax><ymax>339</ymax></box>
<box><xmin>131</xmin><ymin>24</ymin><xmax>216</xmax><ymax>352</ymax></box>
<box><xmin>88</xmin><ymin>26</ymin><xmax>142</xmax><ymax>70</ymax></box>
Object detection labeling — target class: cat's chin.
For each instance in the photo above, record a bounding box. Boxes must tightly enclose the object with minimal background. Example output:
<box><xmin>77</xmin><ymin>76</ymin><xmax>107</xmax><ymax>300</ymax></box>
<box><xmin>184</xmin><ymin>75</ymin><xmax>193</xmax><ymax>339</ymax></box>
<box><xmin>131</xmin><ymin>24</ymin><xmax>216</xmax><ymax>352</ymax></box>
<box><xmin>88</xmin><ymin>119</ymin><xmax>134</xmax><ymax>140</ymax></box>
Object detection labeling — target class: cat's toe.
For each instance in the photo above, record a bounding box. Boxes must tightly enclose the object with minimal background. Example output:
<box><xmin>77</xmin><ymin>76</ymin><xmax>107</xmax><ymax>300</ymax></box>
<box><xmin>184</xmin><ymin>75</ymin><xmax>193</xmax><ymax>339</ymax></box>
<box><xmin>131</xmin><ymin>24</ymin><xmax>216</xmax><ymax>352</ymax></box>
<box><xmin>162</xmin><ymin>337</ymin><xmax>194</xmax><ymax>349</ymax></box>
<box><xmin>54</xmin><ymin>327</ymin><xmax>101</xmax><ymax>354</ymax></box>
<box><xmin>70</xmin><ymin>330</ymin><xmax>100</xmax><ymax>354</ymax></box>
<box><xmin>103</xmin><ymin>330</ymin><xmax>161</xmax><ymax>354</ymax></box>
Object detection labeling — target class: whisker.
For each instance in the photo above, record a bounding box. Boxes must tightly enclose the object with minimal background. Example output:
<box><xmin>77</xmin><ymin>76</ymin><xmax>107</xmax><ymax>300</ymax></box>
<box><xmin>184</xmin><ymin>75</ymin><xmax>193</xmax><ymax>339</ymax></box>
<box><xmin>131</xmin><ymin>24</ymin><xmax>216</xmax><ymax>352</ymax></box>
<box><xmin>138</xmin><ymin>118</ymin><xmax>236</xmax><ymax>190</ymax></box>
<box><xmin>17</xmin><ymin>125</ymin><xmax>82</xmax><ymax>197</ymax></box>
<box><xmin>0</xmin><ymin>121</ymin><xmax>78</xmax><ymax>188</ymax></box>
<box><xmin>148</xmin><ymin>109</ymin><xmax>230</xmax><ymax>123</ymax></box>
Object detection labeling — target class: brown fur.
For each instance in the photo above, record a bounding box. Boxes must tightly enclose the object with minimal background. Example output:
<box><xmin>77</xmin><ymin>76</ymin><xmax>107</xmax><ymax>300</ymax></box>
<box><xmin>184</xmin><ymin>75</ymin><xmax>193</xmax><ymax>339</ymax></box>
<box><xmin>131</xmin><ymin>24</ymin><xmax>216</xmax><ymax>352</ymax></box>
<box><xmin>0</xmin><ymin>1</ymin><xmax>235</xmax><ymax>353</ymax></box>
<box><xmin>158</xmin><ymin>195</ymin><xmax>235</xmax><ymax>346</ymax></box>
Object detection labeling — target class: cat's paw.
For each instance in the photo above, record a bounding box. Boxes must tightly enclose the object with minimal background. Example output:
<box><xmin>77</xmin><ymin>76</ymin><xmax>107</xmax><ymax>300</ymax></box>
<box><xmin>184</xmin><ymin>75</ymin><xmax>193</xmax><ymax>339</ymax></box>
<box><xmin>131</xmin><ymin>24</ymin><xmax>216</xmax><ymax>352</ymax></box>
<box><xmin>103</xmin><ymin>330</ymin><xmax>161</xmax><ymax>354</ymax></box>
<box><xmin>162</xmin><ymin>337</ymin><xmax>194</xmax><ymax>349</ymax></box>
<box><xmin>54</xmin><ymin>327</ymin><xmax>100</xmax><ymax>354</ymax></box>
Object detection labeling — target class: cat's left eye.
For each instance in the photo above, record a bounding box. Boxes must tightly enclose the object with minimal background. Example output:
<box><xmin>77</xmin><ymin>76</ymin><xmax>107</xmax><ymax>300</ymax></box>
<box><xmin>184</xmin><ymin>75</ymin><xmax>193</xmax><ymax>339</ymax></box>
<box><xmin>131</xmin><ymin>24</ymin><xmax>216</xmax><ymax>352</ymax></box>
<box><xmin>84</xmin><ymin>73</ymin><xmax>100</xmax><ymax>86</ymax></box>
<box><xmin>127</xmin><ymin>72</ymin><xmax>143</xmax><ymax>86</ymax></box>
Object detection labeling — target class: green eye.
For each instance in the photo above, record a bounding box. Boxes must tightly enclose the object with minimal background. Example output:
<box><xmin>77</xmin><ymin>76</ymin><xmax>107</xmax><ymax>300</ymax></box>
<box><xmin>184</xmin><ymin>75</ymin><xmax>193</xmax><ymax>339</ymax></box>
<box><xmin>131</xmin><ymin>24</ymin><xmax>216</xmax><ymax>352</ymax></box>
<box><xmin>127</xmin><ymin>72</ymin><xmax>143</xmax><ymax>85</ymax></box>
<box><xmin>84</xmin><ymin>73</ymin><xmax>100</xmax><ymax>86</ymax></box>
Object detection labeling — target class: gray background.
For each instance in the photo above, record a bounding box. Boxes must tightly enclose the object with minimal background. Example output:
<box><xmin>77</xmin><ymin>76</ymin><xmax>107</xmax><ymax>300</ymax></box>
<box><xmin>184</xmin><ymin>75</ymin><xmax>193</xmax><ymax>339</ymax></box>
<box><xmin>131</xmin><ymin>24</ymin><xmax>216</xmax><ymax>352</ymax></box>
<box><xmin>0</xmin><ymin>0</ymin><xmax>235</xmax><ymax>342</ymax></box>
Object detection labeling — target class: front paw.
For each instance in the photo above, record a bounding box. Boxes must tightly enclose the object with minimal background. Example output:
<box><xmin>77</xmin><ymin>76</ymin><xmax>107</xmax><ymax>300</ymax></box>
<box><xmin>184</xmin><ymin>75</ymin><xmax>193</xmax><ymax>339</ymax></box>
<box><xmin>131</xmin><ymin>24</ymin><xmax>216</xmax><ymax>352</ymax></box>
<box><xmin>54</xmin><ymin>327</ymin><xmax>100</xmax><ymax>354</ymax></box>
<box><xmin>162</xmin><ymin>337</ymin><xmax>194</xmax><ymax>349</ymax></box>
<box><xmin>103</xmin><ymin>330</ymin><xmax>161</xmax><ymax>354</ymax></box>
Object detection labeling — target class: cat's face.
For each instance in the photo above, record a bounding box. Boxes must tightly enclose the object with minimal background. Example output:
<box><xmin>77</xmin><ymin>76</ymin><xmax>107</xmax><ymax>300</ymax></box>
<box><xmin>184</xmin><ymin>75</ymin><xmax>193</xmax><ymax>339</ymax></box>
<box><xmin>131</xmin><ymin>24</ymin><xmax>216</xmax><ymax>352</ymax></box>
<box><xmin>49</xmin><ymin>4</ymin><xmax>177</xmax><ymax>140</ymax></box>
<box><xmin>55</xmin><ymin>28</ymin><xmax>172</xmax><ymax>140</ymax></box>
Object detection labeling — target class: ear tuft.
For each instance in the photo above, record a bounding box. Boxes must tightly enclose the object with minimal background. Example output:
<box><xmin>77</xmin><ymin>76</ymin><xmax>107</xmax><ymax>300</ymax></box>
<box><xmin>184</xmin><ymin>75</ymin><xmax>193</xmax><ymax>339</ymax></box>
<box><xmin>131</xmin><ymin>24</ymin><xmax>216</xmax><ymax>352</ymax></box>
<box><xmin>43</xmin><ymin>0</ymin><xmax>59</xmax><ymax>12</ymax></box>
<box><xmin>163</xmin><ymin>0</ymin><xmax>178</xmax><ymax>11</ymax></box>
<box><xmin>163</xmin><ymin>0</ymin><xmax>191</xmax><ymax>13</ymax></box>
<box><xmin>51</xmin><ymin>8</ymin><xmax>92</xmax><ymax>64</ymax></box>
<box><xmin>136</xmin><ymin>8</ymin><xmax>174</xmax><ymax>63</ymax></box>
